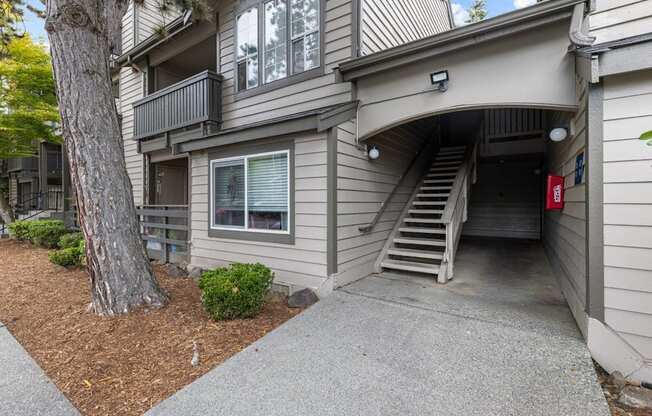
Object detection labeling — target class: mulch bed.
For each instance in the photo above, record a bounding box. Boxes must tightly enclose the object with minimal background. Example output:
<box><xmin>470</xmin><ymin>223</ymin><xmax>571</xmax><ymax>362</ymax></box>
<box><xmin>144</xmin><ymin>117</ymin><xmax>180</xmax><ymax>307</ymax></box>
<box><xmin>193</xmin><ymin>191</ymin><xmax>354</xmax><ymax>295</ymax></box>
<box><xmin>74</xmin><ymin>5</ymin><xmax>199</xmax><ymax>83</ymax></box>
<box><xmin>0</xmin><ymin>239</ymin><xmax>301</xmax><ymax>416</ymax></box>
<box><xmin>596</xmin><ymin>363</ymin><xmax>652</xmax><ymax>416</ymax></box>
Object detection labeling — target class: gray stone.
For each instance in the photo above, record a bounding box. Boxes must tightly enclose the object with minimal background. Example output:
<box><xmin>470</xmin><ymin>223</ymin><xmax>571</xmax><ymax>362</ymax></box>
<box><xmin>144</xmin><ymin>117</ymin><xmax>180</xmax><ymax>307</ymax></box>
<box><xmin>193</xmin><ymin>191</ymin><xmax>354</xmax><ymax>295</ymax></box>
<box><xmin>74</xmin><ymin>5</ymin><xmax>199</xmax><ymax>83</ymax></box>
<box><xmin>0</xmin><ymin>325</ymin><xmax>79</xmax><ymax>415</ymax></box>
<box><xmin>163</xmin><ymin>263</ymin><xmax>188</xmax><ymax>278</ymax></box>
<box><xmin>287</xmin><ymin>288</ymin><xmax>319</xmax><ymax>308</ymax></box>
<box><xmin>608</xmin><ymin>371</ymin><xmax>627</xmax><ymax>392</ymax></box>
<box><xmin>187</xmin><ymin>266</ymin><xmax>204</xmax><ymax>280</ymax></box>
<box><xmin>618</xmin><ymin>386</ymin><xmax>652</xmax><ymax>409</ymax></box>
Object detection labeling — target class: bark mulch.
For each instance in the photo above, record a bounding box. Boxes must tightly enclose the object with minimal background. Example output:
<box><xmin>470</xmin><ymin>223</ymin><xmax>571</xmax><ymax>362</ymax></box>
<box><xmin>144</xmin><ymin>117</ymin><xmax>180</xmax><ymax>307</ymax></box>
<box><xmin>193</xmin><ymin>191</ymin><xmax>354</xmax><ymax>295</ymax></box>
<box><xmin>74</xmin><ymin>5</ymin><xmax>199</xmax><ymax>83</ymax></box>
<box><xmin>0</xmin><ymin>239</ymin><xmax>301</xmax><ymax>416</ymax></box>
<box><xmin>596</xmin><ymin>362</ymin><xmax>652</xmax><ymax>416</ymax></box>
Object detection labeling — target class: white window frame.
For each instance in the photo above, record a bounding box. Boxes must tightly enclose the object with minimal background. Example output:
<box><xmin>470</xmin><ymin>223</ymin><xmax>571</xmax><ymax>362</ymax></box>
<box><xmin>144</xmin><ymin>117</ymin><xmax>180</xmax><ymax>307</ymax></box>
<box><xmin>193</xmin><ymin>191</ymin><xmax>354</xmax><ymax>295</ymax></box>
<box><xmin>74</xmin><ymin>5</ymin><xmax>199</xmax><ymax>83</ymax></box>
<box><xmin>290</xmin><ymin>0</ymin><xmax>320</xmax><ymax>73</ymax></box>
<box><xmin>209</xmin><ymin>149</ymin><xmax>291</xmax><ymax>235</ymax></box>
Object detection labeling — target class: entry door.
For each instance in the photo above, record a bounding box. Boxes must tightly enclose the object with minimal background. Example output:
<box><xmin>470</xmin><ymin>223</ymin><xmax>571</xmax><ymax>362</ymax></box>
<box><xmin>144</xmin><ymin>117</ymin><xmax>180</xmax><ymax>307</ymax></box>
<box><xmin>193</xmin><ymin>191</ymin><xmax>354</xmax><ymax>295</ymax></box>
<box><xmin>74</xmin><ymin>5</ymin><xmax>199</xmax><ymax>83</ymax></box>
<box><xmin>153</xmin><ymin>163</ymin><xmax>188</xmax><ymax>206</ymax></box>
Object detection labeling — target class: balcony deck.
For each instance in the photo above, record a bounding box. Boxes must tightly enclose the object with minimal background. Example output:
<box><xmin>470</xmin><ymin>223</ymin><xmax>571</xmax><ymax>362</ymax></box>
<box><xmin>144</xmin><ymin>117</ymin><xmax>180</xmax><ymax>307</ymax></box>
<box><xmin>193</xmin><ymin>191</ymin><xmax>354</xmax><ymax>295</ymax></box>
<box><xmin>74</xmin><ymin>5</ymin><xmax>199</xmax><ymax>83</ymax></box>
<box><xmin>133</xmin><ymin>70</ymin><xmax>222</xmax><ymax>141</ymax></box>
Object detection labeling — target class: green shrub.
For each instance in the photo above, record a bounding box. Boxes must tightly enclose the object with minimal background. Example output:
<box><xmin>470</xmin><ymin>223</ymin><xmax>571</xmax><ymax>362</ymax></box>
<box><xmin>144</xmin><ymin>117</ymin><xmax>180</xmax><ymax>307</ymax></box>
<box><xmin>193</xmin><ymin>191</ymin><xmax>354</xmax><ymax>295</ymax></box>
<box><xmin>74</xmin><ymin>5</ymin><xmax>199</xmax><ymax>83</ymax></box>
<box><xmin>198</xmin><ymin>263</ymin><xmax>274</xmax><ymax>321</ymax></box>
<box><xmin>8</xmin><ymin>220</ymin><xmax>31</xmax><ymax>240</ymax></box>
<box><xmin>58</xmin><ymin>232</ymin><xmax>84</xmax><ymax>249</ymax></box>
<box><xmin>49</xmin><ymin>239</ymin><xmax>85</xmax><ymax>267</ymax></box>
<box><xmin>26</xmin><ymin>220</ymin><xmax>67</xmax><ymax>248</ymax></box>
<box><xmin>8</xmin><ymin>219</ymin><xmax>68</xmax><ymax>247</ymax></box>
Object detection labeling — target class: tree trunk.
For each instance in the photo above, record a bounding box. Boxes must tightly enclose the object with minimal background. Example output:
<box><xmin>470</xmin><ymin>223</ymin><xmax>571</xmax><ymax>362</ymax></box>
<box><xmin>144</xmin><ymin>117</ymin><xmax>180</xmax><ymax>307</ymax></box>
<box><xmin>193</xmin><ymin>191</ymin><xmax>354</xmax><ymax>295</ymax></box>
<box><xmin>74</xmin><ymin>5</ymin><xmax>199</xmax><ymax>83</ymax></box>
<box><xmin>45</xmin><ymin>0</ymin><xmax>168</xmax><ymax>315</ymax></box>
<box><xmin>0</xmin><ymin>188</ymin><xmax>14</xmax><ymax>225</ymax></box>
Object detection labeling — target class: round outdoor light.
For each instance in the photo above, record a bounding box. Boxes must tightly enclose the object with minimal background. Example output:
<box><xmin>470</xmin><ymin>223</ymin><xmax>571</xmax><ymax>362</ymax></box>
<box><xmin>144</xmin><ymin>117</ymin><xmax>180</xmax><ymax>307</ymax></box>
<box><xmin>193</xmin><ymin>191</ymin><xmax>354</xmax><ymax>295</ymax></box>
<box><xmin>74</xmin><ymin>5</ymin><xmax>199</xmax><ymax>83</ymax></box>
<box><xmin>368</xmin><ymin>145</ymin><xmax>380</xmax><ymax>160</ymax></box>
<box><xmin>549</xmin><ymin>128</ymin><xmax>568</xmax><ymax>142</ymax></box>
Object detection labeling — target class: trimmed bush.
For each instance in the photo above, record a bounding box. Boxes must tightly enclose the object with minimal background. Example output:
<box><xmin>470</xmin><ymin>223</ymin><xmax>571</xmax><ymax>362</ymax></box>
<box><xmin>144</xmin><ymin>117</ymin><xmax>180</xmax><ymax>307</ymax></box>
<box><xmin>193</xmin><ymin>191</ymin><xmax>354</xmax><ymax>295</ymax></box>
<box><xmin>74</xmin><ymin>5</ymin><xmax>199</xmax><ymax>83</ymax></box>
<box><xmin>8</xmin><ymin>220</ymin><xmax>31</xmax><ymax>240</ymax></box>
<box><xmin>49</xmin><ymin>239</ymin><xmax>85</xmax><ymax>267</ymax></box>
<box><xmin>8</xmin><ymin>219</ymin><xmax>68</xmax><ymax>248</ymax></box>
<box><xmin>198</xmin><ymin>263</ymin><xmax>274</xmax><ymax>321</ymax></box>
<box><xmin>26</xmin><ymin>220</ymin><xmax>67</xmax><ymax>248</ymax></box>
<box><xmin>58</xmin><ymin>232</ymin><xmax>84</xmax><ymax>249</ymax></box>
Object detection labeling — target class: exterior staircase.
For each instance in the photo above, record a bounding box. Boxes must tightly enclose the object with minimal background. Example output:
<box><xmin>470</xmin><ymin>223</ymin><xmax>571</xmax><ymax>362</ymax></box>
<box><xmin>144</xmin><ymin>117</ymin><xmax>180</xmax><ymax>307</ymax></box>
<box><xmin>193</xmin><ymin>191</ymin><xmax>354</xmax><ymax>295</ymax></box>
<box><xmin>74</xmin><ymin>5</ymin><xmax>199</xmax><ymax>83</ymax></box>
<box><xmin>376</xmin><ymin>144</ymin><xmax>477</xmax><ymax>283</ymax></box>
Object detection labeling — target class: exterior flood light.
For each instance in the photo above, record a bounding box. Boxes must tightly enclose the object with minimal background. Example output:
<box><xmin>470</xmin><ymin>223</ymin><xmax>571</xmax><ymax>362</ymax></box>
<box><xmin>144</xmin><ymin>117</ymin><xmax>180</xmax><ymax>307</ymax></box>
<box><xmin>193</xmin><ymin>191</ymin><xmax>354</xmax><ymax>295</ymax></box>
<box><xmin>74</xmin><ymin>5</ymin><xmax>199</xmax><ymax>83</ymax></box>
<box><xmin>368</xmin><ymin>145</ymin><xmax>380</xmax><ymax>160</ymax></box>
<box><xmin>430</xmin><ymin>70</ymin><xmax>449</xmax><ymax>92</ymax></box>
<box><xmin>549</xmin><ymin>128</ymin><xmax>568</xmax><ymax>142</ymax></box>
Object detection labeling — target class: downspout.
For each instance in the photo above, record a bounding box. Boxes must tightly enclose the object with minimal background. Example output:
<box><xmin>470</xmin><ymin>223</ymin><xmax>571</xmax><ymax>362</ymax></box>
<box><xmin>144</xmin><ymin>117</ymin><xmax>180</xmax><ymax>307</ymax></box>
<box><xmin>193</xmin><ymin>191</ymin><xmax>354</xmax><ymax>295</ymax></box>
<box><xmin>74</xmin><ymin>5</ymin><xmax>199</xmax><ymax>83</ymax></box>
<box><xmin>568</xmin><ymin>2</ymin><xmax>596</xmax><ymax>48</ymax></box>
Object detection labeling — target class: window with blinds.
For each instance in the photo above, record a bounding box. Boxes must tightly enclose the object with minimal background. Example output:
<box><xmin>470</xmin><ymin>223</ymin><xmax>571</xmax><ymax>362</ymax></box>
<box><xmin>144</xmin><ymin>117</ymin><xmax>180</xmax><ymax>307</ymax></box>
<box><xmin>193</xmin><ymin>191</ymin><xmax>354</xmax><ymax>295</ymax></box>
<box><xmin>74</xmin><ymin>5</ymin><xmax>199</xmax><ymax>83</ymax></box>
<box><xmin>210</xmin><ymin>151</ymin><xmax>290</xmax><ymax>233</ymax></box>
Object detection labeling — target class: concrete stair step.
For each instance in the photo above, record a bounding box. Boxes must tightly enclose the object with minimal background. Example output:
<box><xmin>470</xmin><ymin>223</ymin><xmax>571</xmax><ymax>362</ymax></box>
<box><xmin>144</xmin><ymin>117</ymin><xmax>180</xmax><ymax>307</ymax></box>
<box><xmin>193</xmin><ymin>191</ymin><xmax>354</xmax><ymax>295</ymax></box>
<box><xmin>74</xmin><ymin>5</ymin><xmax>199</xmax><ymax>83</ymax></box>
<box><xmin>431</xmin><ymin>161</ymin><xmax>462</xmax><ymax>167</ymax></box>
<box><xmin>404</xmin><ymin>217</ymin><xmax>445</xmax><ymax>224</ymax></box>
<box><xmin>408</xmin><ymin>209</ymin><xmax>444</xmax><ymax>215</ymax></box>
<box><xmin>426</xmin><ymin>173</ymin><xmax>456</xmax><ymax>178</ymax></box>
<box><xmin>387</xmin><ymin>248</ymin><xmax>444</xmax><ymax>260</ymax></box>
<box><xmin>420</xmin><ymin>186</ymin><xmax>453</xmax><ymax>191</ymax></box>
<box><xmin>381</xmin><ymin>259</ymin><xmax>440</xmax><ymax>275</ymax></box>
<box><xmin>424</xmin><ymin>179</ymin><xmax>454</xmax><ymax>184</ymax></box>
<box><xmin>394</xmin><ymin>237</ymin><xmax>447</xmax><ymax>247</ymax></box>
<box><xmin>399</xmin><ymin>227</ymin><xmax>446</xmax><ymax>234</ymax></box>
<box><xmin>416</xmin><ymin>193</ymin><xmax>450</xmax><ymax>198</ymax></box>
<box><xmin>413</xmin><ymin>201</ymin><xmax>446</xmax><ymax>206</ymax></box>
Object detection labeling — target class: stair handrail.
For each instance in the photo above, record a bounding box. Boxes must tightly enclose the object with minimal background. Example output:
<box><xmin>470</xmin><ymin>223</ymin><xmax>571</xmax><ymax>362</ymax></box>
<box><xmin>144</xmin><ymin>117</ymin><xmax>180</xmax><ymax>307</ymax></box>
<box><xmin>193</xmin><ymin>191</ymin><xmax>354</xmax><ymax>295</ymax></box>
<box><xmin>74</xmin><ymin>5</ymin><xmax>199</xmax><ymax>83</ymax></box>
<box><xmin>359</xmin><ymin>140</ymin><xmax>433</xmax><ymax>233</ymax></box>
<box><xmin>438</xmin><ymin>141</ymin><xmax>478</xmax><ymax>283</ymax></box>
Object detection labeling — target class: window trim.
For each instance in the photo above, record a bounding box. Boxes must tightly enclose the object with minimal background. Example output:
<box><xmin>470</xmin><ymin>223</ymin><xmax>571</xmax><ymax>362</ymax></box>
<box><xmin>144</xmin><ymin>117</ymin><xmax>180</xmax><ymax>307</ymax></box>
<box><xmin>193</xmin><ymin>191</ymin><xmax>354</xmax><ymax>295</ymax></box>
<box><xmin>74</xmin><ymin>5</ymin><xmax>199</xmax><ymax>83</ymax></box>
<box><xmin>208</xmin><ymin>140</ymin><xmax>295</xmax><ymax>244</ymax></box>
<box><xmin>234</xmin><ymin>0</ymin><xmax>325</xmax><ymax>100</ymax></box>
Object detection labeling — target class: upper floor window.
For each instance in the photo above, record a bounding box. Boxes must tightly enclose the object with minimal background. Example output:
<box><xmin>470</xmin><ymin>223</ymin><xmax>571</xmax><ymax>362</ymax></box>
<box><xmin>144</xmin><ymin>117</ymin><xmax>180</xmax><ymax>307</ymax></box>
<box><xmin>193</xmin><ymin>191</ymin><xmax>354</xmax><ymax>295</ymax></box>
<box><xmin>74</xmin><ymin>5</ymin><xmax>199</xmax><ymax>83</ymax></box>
<box><xmin>237</xmin><ymin>0</ymin><xmax>320</xmax><ymax>92</ymax></box>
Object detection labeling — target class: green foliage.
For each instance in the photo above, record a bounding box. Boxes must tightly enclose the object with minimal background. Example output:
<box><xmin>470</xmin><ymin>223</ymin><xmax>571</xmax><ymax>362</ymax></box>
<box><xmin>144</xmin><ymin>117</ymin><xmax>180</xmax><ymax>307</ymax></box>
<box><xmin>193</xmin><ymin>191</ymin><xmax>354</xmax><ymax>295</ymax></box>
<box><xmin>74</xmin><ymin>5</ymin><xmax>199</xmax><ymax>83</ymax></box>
<box><xmin>7</xmin><ymin>219</ymin><xmax>30</xmax><ymax>239</ymax></box>
<box><xmin>8</xmin><ymin>219</ymin><xmax>68</xmax><ymax>248</ymax></box>
<box><xmin>49</xmin><ymin>239</ymin><xmax>85</xmax><ymax>267</ymax></box>
<box><xmin>0</xmin><ymin>35</ymin><xmax>59</xmax><ymax>158</ymax></box>
<box><xmin>198</xmin><ymin>263</ymin><xmax>274</xmax><ymax>321</ymax></box>
<box><xmin>58</xmin><ymin>232</ymin><xmax>84</xmax><ymax>249</ymax></box>
<box><xmin>467</xmin><ymin>0</ymin><xmax>487</xmax><ymax>23</ymax></box>
<box><xmin>641</xmin><ymin>130</ymin><xmax>652</xmax><ymax>147</ymax></box>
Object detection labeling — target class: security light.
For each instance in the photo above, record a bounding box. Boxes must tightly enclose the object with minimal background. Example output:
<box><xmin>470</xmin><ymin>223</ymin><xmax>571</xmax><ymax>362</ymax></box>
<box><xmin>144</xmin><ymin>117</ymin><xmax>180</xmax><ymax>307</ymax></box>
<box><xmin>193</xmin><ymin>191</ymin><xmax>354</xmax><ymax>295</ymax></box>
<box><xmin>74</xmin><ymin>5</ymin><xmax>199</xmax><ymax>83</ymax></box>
<box><xmin>430</xmin><ymin>70</ymin><xmax>449</xmax><ymax>92</ymax></box>
<box><xmin>549</xmin><ymin>128</ymin><xmax>568</xmax><ymax>142</ymax></box>
<box><xmin>368</xmin><ymin>145</ymin><xmax>380</xmax><ymax>160</ymax></box>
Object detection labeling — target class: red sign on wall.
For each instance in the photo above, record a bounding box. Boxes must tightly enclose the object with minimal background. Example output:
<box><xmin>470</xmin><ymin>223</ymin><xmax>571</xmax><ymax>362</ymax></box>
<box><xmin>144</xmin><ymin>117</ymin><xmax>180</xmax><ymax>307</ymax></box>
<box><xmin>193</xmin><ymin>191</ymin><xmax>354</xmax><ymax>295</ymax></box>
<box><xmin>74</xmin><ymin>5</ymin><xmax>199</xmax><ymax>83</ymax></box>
<box><xmin>545</xmin><ymin>175</ymin><xmax>565</xmax><ymax>211</ymax></box>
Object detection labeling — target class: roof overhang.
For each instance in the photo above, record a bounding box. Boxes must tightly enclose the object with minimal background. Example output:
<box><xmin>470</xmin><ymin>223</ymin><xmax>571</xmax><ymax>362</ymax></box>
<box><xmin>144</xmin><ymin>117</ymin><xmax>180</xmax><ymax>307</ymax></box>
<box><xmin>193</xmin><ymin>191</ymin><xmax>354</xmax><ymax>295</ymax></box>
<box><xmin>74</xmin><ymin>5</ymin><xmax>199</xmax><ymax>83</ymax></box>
<box><xmin>339</xmin><ymin>0</ymin><xmax>590</xmax><ymax>81</ymax></box>
<box><xmin>576</xmin><ymin>34</ymin><xmax>652</xmax><ymax>82</ymax></box>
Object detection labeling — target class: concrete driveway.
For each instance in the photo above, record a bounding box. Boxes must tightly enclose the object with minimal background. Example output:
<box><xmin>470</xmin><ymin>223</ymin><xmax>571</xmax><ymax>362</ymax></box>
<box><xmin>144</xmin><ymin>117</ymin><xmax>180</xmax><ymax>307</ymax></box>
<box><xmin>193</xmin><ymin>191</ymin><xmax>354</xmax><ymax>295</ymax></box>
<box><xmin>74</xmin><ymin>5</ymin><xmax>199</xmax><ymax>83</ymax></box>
<box><xmin>147</xmin><ymin>239</ymin><xmax>610</xmax><ymax>416</ymax></box>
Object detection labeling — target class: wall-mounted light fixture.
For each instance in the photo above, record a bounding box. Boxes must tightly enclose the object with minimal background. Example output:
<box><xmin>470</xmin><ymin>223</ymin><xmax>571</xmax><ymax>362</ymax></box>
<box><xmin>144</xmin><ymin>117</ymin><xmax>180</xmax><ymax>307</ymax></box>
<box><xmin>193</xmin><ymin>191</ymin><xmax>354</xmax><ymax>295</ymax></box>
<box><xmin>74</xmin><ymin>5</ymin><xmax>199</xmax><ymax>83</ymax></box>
<box><xmin>368</xmin><ymin>145</ymin><xmax>380</xmax><ymax>160</ymax></box>
<box><xmin>430</xmin><ymin>70</ymin><xmax>449</xmax><ymax>92</ymax></box>
<box><xmin>549</xmin><ymin>127</ymin><xmax>568</xmax><ymax>142</ymax></box>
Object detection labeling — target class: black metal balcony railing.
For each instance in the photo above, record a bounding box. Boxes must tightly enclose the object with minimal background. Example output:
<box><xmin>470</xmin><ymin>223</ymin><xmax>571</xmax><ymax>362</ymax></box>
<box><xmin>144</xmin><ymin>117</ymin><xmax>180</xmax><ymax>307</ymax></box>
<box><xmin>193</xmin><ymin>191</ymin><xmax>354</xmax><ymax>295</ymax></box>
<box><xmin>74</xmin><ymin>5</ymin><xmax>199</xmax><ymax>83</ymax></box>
<box><xmin>133</xmin><ymin>70</ymin><xmax>223</xmax><ymax>140</ymax></box>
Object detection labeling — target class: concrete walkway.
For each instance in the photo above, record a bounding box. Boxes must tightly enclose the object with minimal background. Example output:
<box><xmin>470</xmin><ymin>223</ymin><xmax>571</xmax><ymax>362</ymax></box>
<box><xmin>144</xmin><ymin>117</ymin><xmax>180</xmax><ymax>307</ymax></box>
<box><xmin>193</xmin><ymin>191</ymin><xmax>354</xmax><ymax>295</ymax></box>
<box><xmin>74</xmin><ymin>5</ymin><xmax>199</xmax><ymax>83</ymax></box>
<box><xmin>148</xmin><ymin>239</ymin><xmax>610</xmax><ymax>416</ymax></box>
<box><xmin>0</xmin><ymin>322</ymin><xmax>79</xmax><ymax>415</ymax></box>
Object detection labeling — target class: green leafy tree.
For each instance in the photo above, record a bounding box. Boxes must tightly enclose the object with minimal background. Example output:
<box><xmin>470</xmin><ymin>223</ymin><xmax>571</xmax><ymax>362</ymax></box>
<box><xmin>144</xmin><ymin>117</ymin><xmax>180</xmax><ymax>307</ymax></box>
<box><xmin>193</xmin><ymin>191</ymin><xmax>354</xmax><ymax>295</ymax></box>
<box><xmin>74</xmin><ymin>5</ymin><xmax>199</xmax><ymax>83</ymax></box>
<box><xmin>0</xmin><ymin>34</ymin><xmax>58</xmax><ymax>224</ymax></box>
<box><xmin>0</xmin><ymin>34</ymin><xmax>59</xmax><ymax>158</ymax></box>
<box><xmin>467</xmin><ymin>0</ymin><xmax>487</xmax><ymax>23</ymax></box>
<box><xmin>641</xmin><ymin>130</ymin><xmax>652</xmax><ymax>147</ymax></box>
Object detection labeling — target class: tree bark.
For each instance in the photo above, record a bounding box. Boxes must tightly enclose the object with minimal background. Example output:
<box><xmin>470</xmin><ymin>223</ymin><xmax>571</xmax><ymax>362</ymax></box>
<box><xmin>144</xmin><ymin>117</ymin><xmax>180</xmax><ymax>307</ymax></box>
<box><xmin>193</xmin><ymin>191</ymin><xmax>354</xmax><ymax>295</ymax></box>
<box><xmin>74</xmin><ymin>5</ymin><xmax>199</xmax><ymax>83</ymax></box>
<box><xmin>45</xmin><ymin>0</ymin><xmax>168</xmax><ymax>315</ymax></box>
<box><xmin>0</xmin><ymin>188</ymin><xmax>14</xmax><ymax>225</ymax></box>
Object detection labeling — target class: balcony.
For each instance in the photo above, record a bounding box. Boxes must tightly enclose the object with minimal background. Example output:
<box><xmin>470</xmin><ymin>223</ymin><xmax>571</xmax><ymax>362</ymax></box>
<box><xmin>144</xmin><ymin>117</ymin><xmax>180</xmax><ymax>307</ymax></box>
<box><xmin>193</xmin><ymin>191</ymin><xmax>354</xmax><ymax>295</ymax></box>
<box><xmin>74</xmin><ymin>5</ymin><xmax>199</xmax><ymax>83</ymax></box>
<box><xmin>133</xmin><ymin>70</ymin><xmax>223</xmax><ymax>140</ymax></box>
<box><xmin>7</xmin><ymin>157</ymin><xmax>38</xmax><ymax>173</ymax></box>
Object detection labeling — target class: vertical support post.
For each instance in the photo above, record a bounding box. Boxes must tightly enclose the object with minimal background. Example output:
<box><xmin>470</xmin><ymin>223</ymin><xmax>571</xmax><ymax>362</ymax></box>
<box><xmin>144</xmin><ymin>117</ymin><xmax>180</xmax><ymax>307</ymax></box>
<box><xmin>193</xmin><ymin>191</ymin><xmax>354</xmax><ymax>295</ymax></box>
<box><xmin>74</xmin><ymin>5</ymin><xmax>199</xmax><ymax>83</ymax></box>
<box><xmin>163</xmin><ymin>206</ymin><xmax>169</xmax><ymax>264</ymax></box>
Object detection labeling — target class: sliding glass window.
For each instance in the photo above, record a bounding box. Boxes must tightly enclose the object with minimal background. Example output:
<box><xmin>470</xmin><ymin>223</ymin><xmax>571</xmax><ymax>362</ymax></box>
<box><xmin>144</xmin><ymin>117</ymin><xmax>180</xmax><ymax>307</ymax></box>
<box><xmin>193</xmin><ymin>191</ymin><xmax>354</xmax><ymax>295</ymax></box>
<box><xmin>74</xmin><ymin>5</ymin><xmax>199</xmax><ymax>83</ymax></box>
<box><xmin>210</xmin><ymin>151</ymin><xmax>290</xmax><ymax>233</ymax></box>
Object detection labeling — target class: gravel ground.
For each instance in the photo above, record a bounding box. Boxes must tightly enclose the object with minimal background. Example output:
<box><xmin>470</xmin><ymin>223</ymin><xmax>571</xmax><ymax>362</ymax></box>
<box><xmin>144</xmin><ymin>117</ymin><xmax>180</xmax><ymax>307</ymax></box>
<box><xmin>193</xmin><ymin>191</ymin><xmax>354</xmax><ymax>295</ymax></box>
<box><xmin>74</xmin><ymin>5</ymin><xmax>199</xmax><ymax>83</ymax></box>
<box><xmin>0</xmin><ymin>239</ymin><xmax>300</xmax><ymax>416</ymax></box>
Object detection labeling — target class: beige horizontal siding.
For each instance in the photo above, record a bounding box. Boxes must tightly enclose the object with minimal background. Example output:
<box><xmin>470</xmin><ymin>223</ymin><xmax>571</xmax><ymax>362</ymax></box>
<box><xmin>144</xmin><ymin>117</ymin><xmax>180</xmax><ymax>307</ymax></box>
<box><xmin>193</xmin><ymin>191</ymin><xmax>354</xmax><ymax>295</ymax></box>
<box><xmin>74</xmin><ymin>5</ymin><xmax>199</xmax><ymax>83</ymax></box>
<box><xmin>119</xmin><ymin>66</ymin><xmax>144</xmax><ymax>206</ymax></box>
<box><xmin>334</xmin><ymin>119</ymin><xmax>431</xmax><ymax>286</ymax></box>
<box><xmin>589</xmin><ymin>0</ymin><xmax>652</xmax><ymax>44</ymax></box>
<box><xmin>218</xmin><ymin>0</ymin><xmax>353</xmax><ymax>130</ymax></box>
<box><xmin>361</xmin><ymin>0</ymin><xmax>451</xmax><ymax>55</ymax></box>
<box><xmin>602</xmin><ymin>70</ymin><xmax>652</xmax><ymax>361</ymax></box>
<box><xmin>543</xmin><ymin>76</ymin><xmax>588</xmax><ymax>331</ymax></box>
<box><xmin>189</xmin><ymin>132</ymin><xmax>329</xmax><ymax>291</ymax></box>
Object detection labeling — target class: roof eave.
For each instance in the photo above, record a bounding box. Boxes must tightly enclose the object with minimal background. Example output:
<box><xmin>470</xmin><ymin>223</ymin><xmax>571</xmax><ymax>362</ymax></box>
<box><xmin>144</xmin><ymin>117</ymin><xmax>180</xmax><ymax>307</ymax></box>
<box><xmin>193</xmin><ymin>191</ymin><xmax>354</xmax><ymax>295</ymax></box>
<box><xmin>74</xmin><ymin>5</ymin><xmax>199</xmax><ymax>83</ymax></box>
<box><xmin>339</xmin><ymin>0</ymin><xmax>588</xmax><ymax>81</ymax></box>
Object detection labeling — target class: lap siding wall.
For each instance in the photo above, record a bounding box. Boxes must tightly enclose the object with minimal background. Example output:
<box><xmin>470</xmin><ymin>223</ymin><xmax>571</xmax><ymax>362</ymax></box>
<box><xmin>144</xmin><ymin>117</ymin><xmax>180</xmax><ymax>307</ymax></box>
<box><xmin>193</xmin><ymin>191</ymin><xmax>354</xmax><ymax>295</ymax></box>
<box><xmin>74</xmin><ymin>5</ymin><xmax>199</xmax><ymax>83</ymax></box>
<box><xmin>543</xmin><ymin>75</ymin><xmax>589</xmax><ymax>336</ymax></box>
<box><xmin>189</xmin><ymin>132</ymin><xmax>330</xmax><ymax>293</ymax></box>
<box><xmin>602</xmin><ymin>70</ymin><xmax>652</xmax><ymax>362</ymax></box>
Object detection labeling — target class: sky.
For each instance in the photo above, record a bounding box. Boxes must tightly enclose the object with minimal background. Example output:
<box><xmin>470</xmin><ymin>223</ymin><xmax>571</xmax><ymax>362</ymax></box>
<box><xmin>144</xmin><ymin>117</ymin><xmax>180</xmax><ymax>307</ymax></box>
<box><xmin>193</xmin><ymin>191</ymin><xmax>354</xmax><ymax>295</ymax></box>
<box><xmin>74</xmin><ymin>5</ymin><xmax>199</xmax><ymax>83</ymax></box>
<box><xmin>450</xmin><ymin>0</ymin><xmax>537</xmax><ymax>26</ymax></box>
<box><xmin>22</xmin><ymin>0</ymin><xmax>537</xmax><ymax>43</ymax></box>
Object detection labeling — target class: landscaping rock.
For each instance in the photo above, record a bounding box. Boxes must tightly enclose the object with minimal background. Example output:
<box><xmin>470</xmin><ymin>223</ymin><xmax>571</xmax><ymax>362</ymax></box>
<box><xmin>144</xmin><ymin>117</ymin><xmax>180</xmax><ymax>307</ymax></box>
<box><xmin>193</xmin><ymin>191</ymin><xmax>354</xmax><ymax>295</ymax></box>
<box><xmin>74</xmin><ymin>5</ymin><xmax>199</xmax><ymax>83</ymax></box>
<box><xmin>188</xmin><ymin>266</ymin><xmax>204</xmax><ymax>280</ymax></box>
<box><xmin>288</xmin><ymin>288</ymin><xmax>319</xmax><ymax>308</ymax></box>
<box><xmin>163</xmin><ymin>263</ymin><xmax>187</xmax><ymax>278</ymax></box>
<box><xmin>608</xmin><ymin>371</ymin><xmax>627</xmax><ymax>392</ymax></box>
<box><xmin>618</xmin><ymin>385</ymin><xmax>652</xmax><ymax>409</ymax></box>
